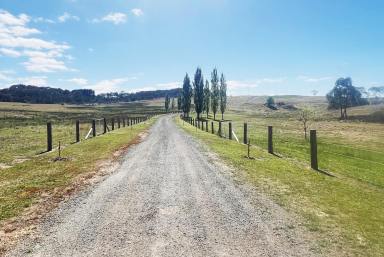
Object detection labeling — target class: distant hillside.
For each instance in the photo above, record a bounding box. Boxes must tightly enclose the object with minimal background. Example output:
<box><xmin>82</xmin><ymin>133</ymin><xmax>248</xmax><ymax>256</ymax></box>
<box><xmin>0</xmin><ymin>84</ymin><xmax>181</xmax><ymax>104</ymax></box>
<box><xmin>228</xmin><ymin>95</ymin><xmax>327</xmax><ymax>110</ymax></box>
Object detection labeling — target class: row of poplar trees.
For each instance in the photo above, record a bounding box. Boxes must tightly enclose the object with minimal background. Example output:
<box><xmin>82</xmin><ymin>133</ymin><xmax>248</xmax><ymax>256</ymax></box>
<box><xmin>181</xmin><ymin>67</ymin><xmax>227</xmax><ymax>120</ymax></box>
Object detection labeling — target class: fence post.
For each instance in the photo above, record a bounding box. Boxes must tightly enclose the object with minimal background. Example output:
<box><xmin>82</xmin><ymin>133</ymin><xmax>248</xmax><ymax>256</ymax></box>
<box><xmin>127</xmin><ymin>118</ymin><xmax>130</xmax><ymax>126</ymax></box>
<box><xmin>211</xmin><ymin>121</ymin><xmax>214</xmax><ymax>134</ymax></box>
<box><xmin>310</xmin><ymin>130</ymin><xmax>318</xmax><ymax>170</ymax></box>
<box><xmin>268</xmin><ymin>126</ymin><xmax>273</xmax><ymax>154</ymax></box>
<box><xmin>243</xmin><ymin>123</ymin><xmax>248</xmax><ymax>144</ymax></box>
<box><xmin>103</xmin><ymin>118</ymin><xmax>107</xmax><ymax>133</ymax></box>
<box><xmin>92</xmin><ymin>119</ymin><xmax>96</xmax><ymax>137</ymax></box>
<box><xmin>47</xmin><ymin>122</ymin><xmax>52</xmax><ymax>152</ymax></box>
<box><xmin>229</xmin><ymin>122</ymin><xmax>232</xmax><ymax>140</ymax></box>
<box><xmin>206</xmin><ymin>121</ymin><xmax>208</xmax><ymax>132</ymax></box>
<box><xmin>76</xmin><ymin>120</ymin><xmax>80</xmax><ymax>142</ymax></box>
<box><xmin>202</xmin><ymin>120</ymin><xmax>204</xmax><ymax>131</ymax></box>
<box><xmin>130</xmin><ymin>118</ymin><xmax>133</xmax><ymax>126</ymax></box>
<box><xmin>117</xmin><ymin>118</ymin><xmax>121</xmax><ymax>129</ymax></box>
<box><xmin>218</xmin><ymin>121</ymin><xmax>222</xmax><ymax>137</ymax></box>
<box><xmin>123</xmin><ymin>118</ymin><xmax>126</xmax><ymax>127</ymax></box>
<box><xmin>111</xmin><ymin>118</ymin><xmax>115</xmax><ymax>130</ymax></box>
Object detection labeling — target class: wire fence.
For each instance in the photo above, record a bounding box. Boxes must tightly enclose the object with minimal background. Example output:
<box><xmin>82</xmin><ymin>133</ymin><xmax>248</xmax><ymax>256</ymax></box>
<box><xmin>0</xmin><ymin>115</ymin><xmax>153</xmax><ymax>167</ymax></box>
<box><xmin>182</xmin><ymin>116</ymin><xmax>384</xmax><ymax>188</ymax></box>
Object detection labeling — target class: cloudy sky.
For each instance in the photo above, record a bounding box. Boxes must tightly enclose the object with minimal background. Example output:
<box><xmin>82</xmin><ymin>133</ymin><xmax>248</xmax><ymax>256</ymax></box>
<box><xmin>0</xmin><ymin>0</ymin><xmax>384</xmax><ymax>95</ymax></box>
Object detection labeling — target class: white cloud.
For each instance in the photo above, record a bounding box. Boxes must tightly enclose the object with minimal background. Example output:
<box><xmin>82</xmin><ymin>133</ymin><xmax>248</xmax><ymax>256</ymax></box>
<box><xmin>14</xmin><ymin>76</ymin><xmax>48</xmax><ymax>86</ymax></box>
<box><xmin>0</xmin><ymin>9</ymin><xmax>29</xmax><ymax>26</ymax></box>
<box><xmin>228</xmin><ymin>78</ymin><xmax>285</xmax><ymax>90</ymax></box>
<box><xmin>68</xmin><ymin>77</ymin><xmax>88</xmax><ymax>85</ymax></box>
<box><xmin>0</xmin><ymin>9</ymin><xmax>72</xmax><ymax>73</ymax></box>
<box><xmin>0</xmin><ymin>25</ymin><xmax>41</xmax><ymax>37</ymax></box>
<box><xmin>58</xmin><ymin>12</ymin><xmax>79</xmax><ymax>23</ymax></box>
<box><xmin>297</xmin><ymin>75</ymin><xmax>332</xmax><ymax>83</ymax></box>
<box><xmin>23</xmin><ymin>56</ymin><xmax>69</xmax><ymax>72</ymax></box>
<box><xmin>0</xmin><ymin>47</ymin><xmax>21</xmax><ymax>57</ymax></box>
<box><xmin>227</xmin><ymin>80</ymin><xmax>259</xmax><ymax>90</ymax></box>
<box><xmin>88</xmin><ymin>77</ymin><xmax>137</xmax><ymax>94</ymax></box>
<box><xmin>33</xmin><ymin>17</ymin><xmax>55</xmax><ymax>23</ymax></box>
<box><xmin>128</xmin><ymin>81</ymin><xmax>179</xmax><ymax>93</ymax></box>
<box><xmin>93</xmin><ymin>12</ymin><xmax>127</xmax><ymax>25</ymax></box>
<box><xmin>131</xmin><ymin>8</ymin><xmax>144</xmax><ymax>17</ymax></box>
<box><xmin>0</xmin><ymin>34</ymin><xmax>69</xmax><ymax>50</ymax></box>
<box><xmin>0</xmin><ymin>70</ymin><xmax>14</xmax><ymax>81</ymax></box>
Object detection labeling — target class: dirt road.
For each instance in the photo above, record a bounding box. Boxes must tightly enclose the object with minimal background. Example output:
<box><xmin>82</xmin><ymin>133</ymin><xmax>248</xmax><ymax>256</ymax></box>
<box><xmin>8</xmin><ymin>115</ymin><xmax>316</xmax><ymax>257</ymax></box>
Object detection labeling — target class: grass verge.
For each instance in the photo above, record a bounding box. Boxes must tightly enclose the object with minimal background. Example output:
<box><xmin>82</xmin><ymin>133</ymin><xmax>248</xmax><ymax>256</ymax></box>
<box><xmin>0</xmin><ymin>117</ymin><xmax>156</xmax><ymax>253</ymax></box>
<box><xmin>176</xmin><ymin>117</ymin><xmax>384</xmax><ymax>257</ymax></box>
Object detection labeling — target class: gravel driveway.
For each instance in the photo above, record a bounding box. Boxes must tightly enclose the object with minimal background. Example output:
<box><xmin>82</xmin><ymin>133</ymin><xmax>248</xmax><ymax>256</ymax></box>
<box><xmin>7</xmin><ymin>115</ymin><xmax>317</xmax><ymax>257</ymax></box>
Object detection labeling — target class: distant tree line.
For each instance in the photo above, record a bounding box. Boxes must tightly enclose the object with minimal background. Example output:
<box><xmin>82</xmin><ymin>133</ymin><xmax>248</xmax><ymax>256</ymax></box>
<box><xmin>0</xmin><ymin>84</ymin><xmax>181</xmax><ymax>104</ymax></box>
<box><xmin>179</xmin><ymin>67</ymin><xmax>227</xmax><ymax>120</ymax></box>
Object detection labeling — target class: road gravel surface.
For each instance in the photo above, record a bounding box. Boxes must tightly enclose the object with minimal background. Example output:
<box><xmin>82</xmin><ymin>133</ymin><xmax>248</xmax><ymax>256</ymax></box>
<box><xmin>7</xmin><ymin>115</ymin><xmax>317</xmax><ymax>257</ymax></box>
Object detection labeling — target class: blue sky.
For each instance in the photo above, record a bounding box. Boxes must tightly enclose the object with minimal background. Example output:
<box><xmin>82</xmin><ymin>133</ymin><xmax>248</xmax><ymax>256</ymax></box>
<box><xmin>0</xmin><ymin>0</ymin><xmax>384</xmax><ymax>96</ymax></box>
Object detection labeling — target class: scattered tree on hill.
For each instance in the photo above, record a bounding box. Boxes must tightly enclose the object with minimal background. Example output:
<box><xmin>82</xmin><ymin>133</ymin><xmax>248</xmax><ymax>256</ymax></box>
<box><xmin>368</xmin><ymin>86</ymin><xmax>384</xmax><ymax>98</ymax></box>
<box><xmin>326</xmin><ymin>77</ymin><xmax>368</xmax><ymax>119</ymax></box>
<box><xmin>211</xmin><ymin>68</ymin><xmax>220</xmax><ymax>120</ymax></box>
<box><xmin>165</xmin><ymin>94</ymin><xmax>170</xmax><ymax>112</ymax></box>
<box><xmin>298</xmin><ymin>106</ymin><xmax>315</xmax><ymax>140</ymax></box>
<box><xmin>266</xmin><ymin>96</ymin><xmax>275</xmax><ymax>109</ymax></box>
<box><xmin>177</xmin><ymin>94</ymin><xmax>182</xmax><ymax>111</ymax></box>
<box><xmin>193</xmin><ymin>67</ymin><xmax>205</xmax><ymax>120</ymax></box>
<box><xmin>182</xmin><ymin>73</ymin><xmax>192</xmax><ymax>117</ymax></box>
<box><xmin>368</xmin><ymin>86</ymin><xmax>384</xmax><ymax>104</ymax></box>
<box><xmin>219</xmin><ymin>73</ymin><xmax>227</xmax><ymax>120</ymax></box>
<box><xmin>203</xmin><ymin>80</ymin><xmax>210</xmax><ymax>118</ymax></box>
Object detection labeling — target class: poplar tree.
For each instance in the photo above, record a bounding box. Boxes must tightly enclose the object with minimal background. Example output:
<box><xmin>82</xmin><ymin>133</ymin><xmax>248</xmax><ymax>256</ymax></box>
<box><xmin>171</xmin><ymin>98</ymin><xmax>175</xmax><ymax>110</ymax></box>
<box><xmin>182</xmin><ymin>73</ymin><xmax>192</xmax><ymax>117</ymax></box>
<box><xmin>164</xmin><ymin>94</ymin><xmax>170</xmax><ymax>112</ymax></box>
<box><xmin>219</xmin><ymin>73</ymin><xmax>227</xmax><ymax>120</ymax></box>
<box><xmin>177</xmin><ymin>94</ymin><xmax>182</xmax><ymax>111</ymax></box>
<box><xmin>203</xmin><ymin>80</ymin><xmax>210</xmax><ymax>118</ymax></box>
<box><xmin>211</xmin><ymin>68</ymin><xmax>220</xmax><ymax>120</ymax></box>
<box><xmin>193</xmin><ymin>67</ymin><xmax>204</xmax><ymax>120</ymax></box>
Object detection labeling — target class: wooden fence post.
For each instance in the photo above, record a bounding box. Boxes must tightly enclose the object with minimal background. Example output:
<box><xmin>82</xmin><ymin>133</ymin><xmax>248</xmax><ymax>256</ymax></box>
<box><xmin>111</xmin><ymin>118</ymin><xmax>115</xmax><ymax>130</ymax></box>
<box><xmin>310</xmin><ymin>130</ymin><xmax>318</xmax><ymax>170</ymax></box>
<box><xmin>243</xmin><ymin>123</ymin><xmax>248</xmax><ymax>144</ymax></box>
<box><xmin>123</xmin><ymin>118</ymin><xmax>126</xmax><ymax>127</ymax></box>
<box><xmin>229</xmin><ymin>122</ymin><xmax>232</xmax><ymax>140</ymax></box>
<box><xmin>47</xmin><ymin>122</ymin><xmax>52</xmax><ymax>152</ymax></box>
<box><xmin>206</xmin><ymin>121</ymin><xmax>208</xmax><ymax>132</ymax></box>
<box><xmin>202</xmin><ymin>120</ymin><xmax>204</xmax><ymax>131</ymax></box>
<box><xmin>127</xmin><ymin>118</ymin><xmax>130</xmax><ymax>126</ymax></box>
<box><xmin>219</xmin><ymin>121</ymin><xmax>222</xmax><ymax>137</ymax></box>
<box><xmin>211</xmin><ymin>121</ymin><xmax>214</xmax><ymax>134</ymax></box>
<box><xmin>103</xmin><ymin>118</ymin><xmax>107</xmax><ymax>134</ymax></box>
<box><xmin>117</xmin><ymin>118</ymin><xmax>121</xmax><ymax>129</ymax></box>
<box><xmin>76</xmin><ymin>120</ymin><xmax>80</xmax><ymax>142</ymax></box>
<box><xmin>92</xmin><ymin>119</ymin><xmax>96</xmax><ymax>137</ymax></box>
<box><xmin>268</xmin><ymin>126</ymin><xmax>273</xmax><ymax>154</ymax></box>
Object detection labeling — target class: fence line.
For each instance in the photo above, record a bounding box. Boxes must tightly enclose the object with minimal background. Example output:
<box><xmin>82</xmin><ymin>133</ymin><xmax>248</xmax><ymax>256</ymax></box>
<box><xmin>44</xmin><ymin>115</ymin><xmax>154</xmax><ymax>154</ymax></box>
<box><xmin>181</xmin><ymin>115</ymin><xmax>384</xmax><ymax>174</ymax></box>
